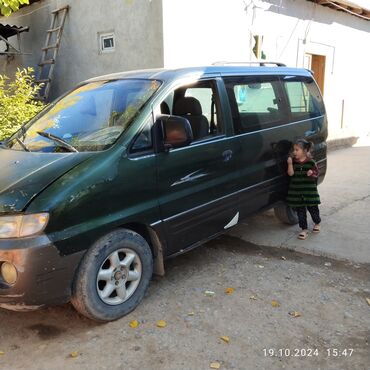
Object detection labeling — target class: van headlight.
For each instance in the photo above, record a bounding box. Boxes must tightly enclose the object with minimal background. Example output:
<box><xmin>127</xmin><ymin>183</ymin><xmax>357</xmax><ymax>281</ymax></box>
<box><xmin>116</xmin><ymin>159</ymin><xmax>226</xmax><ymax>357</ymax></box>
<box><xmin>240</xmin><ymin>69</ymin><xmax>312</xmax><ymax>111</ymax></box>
<box><xmin>0</xmin><ymin>213</ymin><xmax>49</xmax><ymax>238</ymax></box>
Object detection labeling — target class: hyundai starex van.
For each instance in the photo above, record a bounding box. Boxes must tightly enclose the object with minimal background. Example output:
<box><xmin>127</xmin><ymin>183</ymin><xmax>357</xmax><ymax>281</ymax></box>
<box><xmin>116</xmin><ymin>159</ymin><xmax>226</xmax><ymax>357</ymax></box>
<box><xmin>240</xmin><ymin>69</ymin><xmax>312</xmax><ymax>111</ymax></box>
<box><xmin>0</xmin><ymin>63</ymin><xmax>327</xmax><ymax>321</ymax></box>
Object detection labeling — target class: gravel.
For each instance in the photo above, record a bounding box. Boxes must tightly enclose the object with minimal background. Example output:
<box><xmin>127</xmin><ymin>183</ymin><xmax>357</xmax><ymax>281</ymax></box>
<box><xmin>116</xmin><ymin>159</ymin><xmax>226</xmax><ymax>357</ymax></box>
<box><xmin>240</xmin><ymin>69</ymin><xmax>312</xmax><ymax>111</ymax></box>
<box><xmin>0</xmin><ymin>235</ymin><xmax>369</xmax><ymax>370</ymax></box>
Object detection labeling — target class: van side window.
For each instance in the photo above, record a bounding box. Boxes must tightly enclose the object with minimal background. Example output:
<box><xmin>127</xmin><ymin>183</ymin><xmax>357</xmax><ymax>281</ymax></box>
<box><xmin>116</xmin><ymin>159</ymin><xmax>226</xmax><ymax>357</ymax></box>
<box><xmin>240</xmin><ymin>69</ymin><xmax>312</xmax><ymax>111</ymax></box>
<box><xmin>223</xmin><ymin>77</ymin><xmax>284</xmax><ymax>134</ymax></box>
<box><xmin>130</xmin><ymin>117</ymin><xmax>153</xmax><ymax>153</ymax></box>
<box><xmin>283</xmin><ymin>76</ymin><xmax>325</xmax><ymax>121</ymax></box>
<box><xmin>159</xmin><ymin>80</ymin><xmax>224</xmax><ymax>142</ymax></box>
<box><xmin>184</xmin><ymin>87</ymin><xmax>220</xmax><ymax>132</ymax></box>
<box><xmin>160</xmin><ymin>92</ymin><xmax>174</xmax><ymax>115</ymax></box>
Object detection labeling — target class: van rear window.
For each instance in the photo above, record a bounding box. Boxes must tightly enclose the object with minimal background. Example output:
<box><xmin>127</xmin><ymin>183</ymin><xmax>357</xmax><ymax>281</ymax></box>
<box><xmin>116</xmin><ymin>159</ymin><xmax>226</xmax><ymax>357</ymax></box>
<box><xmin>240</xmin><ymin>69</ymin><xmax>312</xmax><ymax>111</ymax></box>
<box><xmin>283</xmin><ymin>76</ymin><xmax>325</xmax><ymax>121</ymax></box>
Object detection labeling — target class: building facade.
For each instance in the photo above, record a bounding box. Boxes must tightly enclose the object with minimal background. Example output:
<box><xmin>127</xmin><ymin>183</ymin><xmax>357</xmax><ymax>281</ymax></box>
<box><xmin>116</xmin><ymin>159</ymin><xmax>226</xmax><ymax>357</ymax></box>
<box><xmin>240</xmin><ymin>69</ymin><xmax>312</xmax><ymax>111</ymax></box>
<box><xmin>0</xmin><ymin>0</ymin><xmax>164</xmax><ymax>98</ymax></box>
<box><xmin>162</xmin><ymin>0</ymin><xmax>370</xmax><ymax>141</ymax></box>
<box><xmin>1</xmin><ymin>0</ymin><xmax>369</xmax><ymax>141</ymax></box>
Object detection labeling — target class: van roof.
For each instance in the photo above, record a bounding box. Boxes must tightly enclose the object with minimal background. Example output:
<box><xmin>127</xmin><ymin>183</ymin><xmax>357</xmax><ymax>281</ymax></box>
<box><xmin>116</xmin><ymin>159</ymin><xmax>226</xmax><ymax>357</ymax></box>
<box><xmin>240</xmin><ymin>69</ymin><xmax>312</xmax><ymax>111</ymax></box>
<box><xmin>85</xmin><ymin>65</ymin><xmax>313</xmax><ymax>84</ymax></box>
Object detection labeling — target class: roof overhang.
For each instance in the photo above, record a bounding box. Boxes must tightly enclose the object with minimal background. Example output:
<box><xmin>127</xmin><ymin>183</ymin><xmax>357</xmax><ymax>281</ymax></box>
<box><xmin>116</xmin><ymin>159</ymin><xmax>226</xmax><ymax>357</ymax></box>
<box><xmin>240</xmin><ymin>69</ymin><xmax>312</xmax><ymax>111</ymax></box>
<box><xmin>0</xmin><ymin>24</ymin><xmax>29</xmax><ymax>39</ymax></box>
<box><xmin>308</xmin><ymin>0</ymin><xmax>370</xmax><ymax>20</ymax></box>
<box><xmin>0</xmin><ymin>24</ymin><xmax>30</xmax><ymax>55</ymax></box>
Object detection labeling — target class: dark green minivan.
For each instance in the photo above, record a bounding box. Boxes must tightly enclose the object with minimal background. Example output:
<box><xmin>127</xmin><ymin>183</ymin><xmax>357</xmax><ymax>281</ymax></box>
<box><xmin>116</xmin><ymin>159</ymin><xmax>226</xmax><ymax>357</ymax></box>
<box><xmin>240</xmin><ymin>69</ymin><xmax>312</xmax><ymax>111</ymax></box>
<box><xmin>0</xmin><ymin>64</ymin><xmax>327</xmax><ymax>321</ymax></box>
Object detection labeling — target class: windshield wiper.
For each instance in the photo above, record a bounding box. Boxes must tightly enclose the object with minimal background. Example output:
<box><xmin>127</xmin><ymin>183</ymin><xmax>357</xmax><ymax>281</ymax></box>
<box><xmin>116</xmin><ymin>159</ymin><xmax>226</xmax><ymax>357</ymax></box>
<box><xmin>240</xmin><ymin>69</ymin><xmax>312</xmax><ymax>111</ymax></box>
<box><xmin>15</xmin><ymin>137</ymin><xmax>30</xmax><ymax>152</ymax></box>
<box><xmin>37</xmin><ymin>131</ymin><xmax>79</xmax><ymax>153</ymax></box>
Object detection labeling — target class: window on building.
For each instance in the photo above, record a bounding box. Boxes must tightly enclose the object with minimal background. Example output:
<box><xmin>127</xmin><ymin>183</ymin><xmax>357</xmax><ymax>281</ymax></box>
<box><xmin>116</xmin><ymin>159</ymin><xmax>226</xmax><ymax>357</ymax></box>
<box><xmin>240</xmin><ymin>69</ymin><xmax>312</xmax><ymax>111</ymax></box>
<box><xmin>99</xmin><ymin>32</ymin><xmax>115</xmax><ymax>53</ymax></box>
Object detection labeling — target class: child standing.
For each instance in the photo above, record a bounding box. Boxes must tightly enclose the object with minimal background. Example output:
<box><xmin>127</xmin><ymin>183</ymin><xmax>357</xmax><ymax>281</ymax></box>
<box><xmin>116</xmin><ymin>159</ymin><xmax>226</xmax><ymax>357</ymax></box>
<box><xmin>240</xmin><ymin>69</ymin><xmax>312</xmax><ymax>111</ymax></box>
<box><xmin>287</xmin><ymin>139</ymin><xmax>321</xmax><ymax>240</ymax></box>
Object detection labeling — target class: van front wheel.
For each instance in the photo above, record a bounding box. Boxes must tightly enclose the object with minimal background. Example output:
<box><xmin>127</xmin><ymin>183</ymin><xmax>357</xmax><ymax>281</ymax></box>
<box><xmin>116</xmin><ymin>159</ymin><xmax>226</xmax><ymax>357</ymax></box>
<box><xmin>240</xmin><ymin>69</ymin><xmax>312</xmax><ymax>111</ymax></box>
<box><xmin>274</xmin><ymin>204</ymin><xmax>299</xmax><ymax>225</ymax></box>
<box><xmin>71</xmin><ymin>229</ymin><xmax>153</xmax><ymax>322</ymax></box>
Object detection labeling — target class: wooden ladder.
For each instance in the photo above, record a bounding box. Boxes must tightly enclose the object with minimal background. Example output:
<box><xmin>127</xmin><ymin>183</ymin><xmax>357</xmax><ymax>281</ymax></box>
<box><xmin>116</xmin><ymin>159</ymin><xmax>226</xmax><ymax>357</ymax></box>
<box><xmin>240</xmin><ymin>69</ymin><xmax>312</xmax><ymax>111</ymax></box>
<box><xmin>36</xmin><ymin>5</ymin><xmax>69</xmax><ymax>101</ymax></box>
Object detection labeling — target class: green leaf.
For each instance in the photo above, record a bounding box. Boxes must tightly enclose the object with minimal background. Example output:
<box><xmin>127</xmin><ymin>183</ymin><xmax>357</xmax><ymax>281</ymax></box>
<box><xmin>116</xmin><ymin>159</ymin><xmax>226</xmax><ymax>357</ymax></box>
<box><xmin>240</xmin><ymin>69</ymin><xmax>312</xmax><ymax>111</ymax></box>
<box><xmin>1</xmin><ymin>5</ymin><xmax>12</xmax><ymax>16</ymax></box>
<box><xmin>9</xmin><ymin>2</ymin><xmax>19</xmax><ymax>12</ymax></box>
<box><xmin>0</xmin><ymin>0</ymin><xmax>30</xmax><ymax>15</ymax></box>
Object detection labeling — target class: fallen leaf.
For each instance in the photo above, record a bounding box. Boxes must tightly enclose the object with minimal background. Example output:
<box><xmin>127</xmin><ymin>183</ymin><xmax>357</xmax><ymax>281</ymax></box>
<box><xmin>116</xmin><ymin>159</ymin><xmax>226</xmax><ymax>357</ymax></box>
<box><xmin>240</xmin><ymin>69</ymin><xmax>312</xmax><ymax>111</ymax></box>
<box><xmin>210</xmin><ymin>362</ymin><xmax>221</xmax><ymax>369</ymax></box>
<box><xmin>366</xmin><ymin>298</ymin><xmax>370</xmax><ymax>306</ymax></box>
<box><xmin>225</xmin><ymin>287</ymin><xmax>234</xmax><ymax>294</ymax></box>
<box><xmin>70</xmin><ymin>351</ymin><xmax>79</xmax><ymax>358</ymax></box>
<box><xmin>129</xmin><ymin>320</ymin><xmax>139</xmax><ymax>328</ymax></box>
<box><xmin>281</xmin><ymin>256</ymin><xmax>287</xmax><ymax>260</ymax></box>
<box><xmin>289</xmin><ymin>311</ymin><xmax>302</xmax><ymax>318</ymax></box>
<box><xmin>249</xmin><ymin>295</ymin><xmax>258</xmax><ymax>300</ymax></box>
<box><xmin>0</xmin><ymin>351</ymin><xmax>4</xmax><ymax>356</ymax></box>
<box><xmin>157</xmin><ymin>320</ymin><xmax>167</xmax><ymax>328</ymax></box>
<box><xmin>204</xmin><ymin>290</ymin><xmax>216</xmax><ymax>297</ymax></box>
<box><xmin>220</xmin><ymin>336</ymin><xmax>230</xmax><ymax>343</ymax></box>
<box><xmin>271</xmin><ymin>300</ymin><xmax>280</xmax><ymax>308</ymax></box>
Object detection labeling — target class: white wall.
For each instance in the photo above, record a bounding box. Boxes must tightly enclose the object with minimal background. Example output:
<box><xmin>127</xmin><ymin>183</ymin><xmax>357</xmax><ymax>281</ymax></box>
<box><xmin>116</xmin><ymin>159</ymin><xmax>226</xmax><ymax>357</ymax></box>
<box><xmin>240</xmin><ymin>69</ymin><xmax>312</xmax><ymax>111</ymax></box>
<box><xmin>162</xmin><ymin>0</ymin><xmax>252</xmax><ymax>66</ymax></box>
<box><xmin>162</xmin><ymin>0</ymin><xmax>370</xmax><ymax>140</ymax></box>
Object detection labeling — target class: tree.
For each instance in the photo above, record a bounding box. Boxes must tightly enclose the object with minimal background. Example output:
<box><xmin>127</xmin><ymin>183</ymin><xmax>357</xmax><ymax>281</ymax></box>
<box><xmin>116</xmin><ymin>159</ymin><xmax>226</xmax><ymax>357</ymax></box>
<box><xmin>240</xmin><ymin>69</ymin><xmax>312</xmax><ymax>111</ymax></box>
<box><xmin>0</xmin><ymin>0</ymin><xmax>29</xmax><ymax>17</ymax></box>
<box><xmin>0</xmin><ymin>68</ymin><xmax>44</xmax><ymax>140</ymax></box>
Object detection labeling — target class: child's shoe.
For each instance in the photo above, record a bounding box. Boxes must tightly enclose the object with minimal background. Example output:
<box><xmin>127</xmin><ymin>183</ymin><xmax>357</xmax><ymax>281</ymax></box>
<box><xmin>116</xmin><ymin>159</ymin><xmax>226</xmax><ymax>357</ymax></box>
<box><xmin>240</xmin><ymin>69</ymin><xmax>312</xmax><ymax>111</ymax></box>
<box><xmin>312</xmin><ymin>224</ymin><xmax>321</xmax><ymax>233</ymax></box>
<box><xmin>298</xmin><ymin>230</ymin><xmax>308</xmax><ymax>240</ymax></box>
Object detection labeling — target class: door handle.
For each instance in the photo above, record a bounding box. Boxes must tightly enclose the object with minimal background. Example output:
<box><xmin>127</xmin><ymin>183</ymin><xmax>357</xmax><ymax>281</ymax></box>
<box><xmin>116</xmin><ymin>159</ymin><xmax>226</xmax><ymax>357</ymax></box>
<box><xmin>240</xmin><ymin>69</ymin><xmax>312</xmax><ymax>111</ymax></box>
<box><xmin>222</xmin><ymin>149</ymin><xmax>233</xmax><ymax>162</ymax></box>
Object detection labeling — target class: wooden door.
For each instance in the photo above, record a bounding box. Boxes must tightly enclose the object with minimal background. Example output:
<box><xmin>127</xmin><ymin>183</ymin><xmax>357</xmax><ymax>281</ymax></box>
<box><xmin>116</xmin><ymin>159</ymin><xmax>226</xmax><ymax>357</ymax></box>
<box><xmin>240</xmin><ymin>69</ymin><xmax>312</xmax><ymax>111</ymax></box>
<box><xmin>310</xmin><ymin>54</ymin><xmax>326</xmax><ymax>96</ymax></box>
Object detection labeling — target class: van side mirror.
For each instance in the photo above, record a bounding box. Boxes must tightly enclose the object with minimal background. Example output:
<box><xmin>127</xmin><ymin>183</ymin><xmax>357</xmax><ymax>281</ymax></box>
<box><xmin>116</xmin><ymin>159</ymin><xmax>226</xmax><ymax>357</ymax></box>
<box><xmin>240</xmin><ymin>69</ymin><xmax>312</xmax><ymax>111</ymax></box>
<box><xmin>157</xmin><ymin>115</ymin><xmax>193</xmax><ymax>151</ymax></box>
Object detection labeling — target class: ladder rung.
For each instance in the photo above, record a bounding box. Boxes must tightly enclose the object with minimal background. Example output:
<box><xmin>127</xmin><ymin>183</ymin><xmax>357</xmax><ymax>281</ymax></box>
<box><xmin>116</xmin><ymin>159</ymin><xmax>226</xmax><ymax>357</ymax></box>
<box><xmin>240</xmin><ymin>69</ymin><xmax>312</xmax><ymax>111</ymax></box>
<box><xmin>38</xmin><ymin>59</ymin><xmax>55</xmax><ymax>66</ymax></box>
<box><xmin>51</xmin><ymin>5</ymin><xmax>69</xmax><ymax>14</ymax></box>
<box><xmin>35</xmin><ymin>79</ymin><xmax>51</xmax><ymax>84</ymax></box>
<box><xmin>47</xmin><ymin>26</ymin><xmax>62</xmax><ymax>33</ymax></box>
<box><xmin>42</xmin><ymin>43</ymin><xmax>59</xmax><ymax>51</ymax></box>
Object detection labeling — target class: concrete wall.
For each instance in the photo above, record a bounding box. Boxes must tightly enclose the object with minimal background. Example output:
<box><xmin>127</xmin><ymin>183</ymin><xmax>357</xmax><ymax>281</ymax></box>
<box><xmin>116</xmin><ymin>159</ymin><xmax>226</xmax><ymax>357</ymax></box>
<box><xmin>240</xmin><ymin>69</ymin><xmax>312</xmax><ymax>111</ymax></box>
<box><xmin>0</xmin><ymin>0</ymin><xmax>164</xmax><ymax>99</ymax></box>
<box><xmin>162</xmin><ymin>0</ymin><xmax>370</xmax><ymax>140</ymax></box>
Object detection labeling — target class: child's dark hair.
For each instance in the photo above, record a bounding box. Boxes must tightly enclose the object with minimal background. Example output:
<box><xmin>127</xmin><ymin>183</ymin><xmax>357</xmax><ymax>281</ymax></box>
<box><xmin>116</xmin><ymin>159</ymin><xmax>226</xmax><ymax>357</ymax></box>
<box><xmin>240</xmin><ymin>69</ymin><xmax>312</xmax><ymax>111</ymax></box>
<box><xmin>294</xmin><ymin>139</ymin><xmax>313</xmax><ymax>152</ymax></box>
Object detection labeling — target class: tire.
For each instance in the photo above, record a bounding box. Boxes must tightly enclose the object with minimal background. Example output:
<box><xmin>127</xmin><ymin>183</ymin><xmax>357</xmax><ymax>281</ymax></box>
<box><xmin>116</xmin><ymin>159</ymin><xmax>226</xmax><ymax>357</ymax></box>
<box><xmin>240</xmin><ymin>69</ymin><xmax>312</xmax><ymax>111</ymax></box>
<box><xmin>71</xmin><ymin>229</ymin><xmax>153</xmax><ymax>322</ymax></box>
<box><xmin>274</xmin><ymin>203</ymin><xmax>299</xmax><ymax>225</ymax></box>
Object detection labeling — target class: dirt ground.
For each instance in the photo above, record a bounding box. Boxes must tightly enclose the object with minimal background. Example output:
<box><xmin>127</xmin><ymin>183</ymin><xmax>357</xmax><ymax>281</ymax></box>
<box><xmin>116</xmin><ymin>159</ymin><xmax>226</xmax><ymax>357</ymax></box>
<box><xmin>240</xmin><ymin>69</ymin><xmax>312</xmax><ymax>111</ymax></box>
<box><xmin>0</xmin><ymin>235</ymin><xmax>369</xmax><ymax>370</ymax></box>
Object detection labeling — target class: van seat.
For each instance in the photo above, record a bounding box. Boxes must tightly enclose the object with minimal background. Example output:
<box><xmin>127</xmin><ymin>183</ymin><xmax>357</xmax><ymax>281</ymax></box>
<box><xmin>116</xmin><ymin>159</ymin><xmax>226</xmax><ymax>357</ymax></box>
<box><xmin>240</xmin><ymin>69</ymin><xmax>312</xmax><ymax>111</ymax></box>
<box><xmin>173</xmin><ymin>97</ymin><xmax>209</xmax><ymax>140</ymax></box>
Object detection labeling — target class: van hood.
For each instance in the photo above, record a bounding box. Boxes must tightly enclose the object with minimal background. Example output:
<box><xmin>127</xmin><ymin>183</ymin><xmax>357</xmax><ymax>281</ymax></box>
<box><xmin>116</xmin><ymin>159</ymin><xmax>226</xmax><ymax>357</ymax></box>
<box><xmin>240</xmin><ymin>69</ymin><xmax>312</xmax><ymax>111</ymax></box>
<box><xmin>0</xmin><ymin>148</ymin><xmax>92</xmax><ymax>213</ymax></box>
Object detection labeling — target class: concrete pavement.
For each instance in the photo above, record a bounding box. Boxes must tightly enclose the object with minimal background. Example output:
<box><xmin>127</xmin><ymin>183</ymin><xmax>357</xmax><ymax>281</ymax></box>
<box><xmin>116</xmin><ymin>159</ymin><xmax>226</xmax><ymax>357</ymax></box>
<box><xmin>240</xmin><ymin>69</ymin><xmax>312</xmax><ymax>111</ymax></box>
<box><xmin>229</xmin><ymin>139</ymin><xmax>370</xmax><ymax>264</ymax></box>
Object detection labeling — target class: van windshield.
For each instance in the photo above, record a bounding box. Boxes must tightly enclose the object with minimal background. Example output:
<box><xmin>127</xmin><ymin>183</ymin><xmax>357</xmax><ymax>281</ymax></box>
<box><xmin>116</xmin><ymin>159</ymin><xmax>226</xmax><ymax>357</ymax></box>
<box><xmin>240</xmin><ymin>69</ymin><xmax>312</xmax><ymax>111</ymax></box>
<box><xmin>7</xmin><ymin>79</ymin><xmax>161</xmax><ymax>152</ymax></box>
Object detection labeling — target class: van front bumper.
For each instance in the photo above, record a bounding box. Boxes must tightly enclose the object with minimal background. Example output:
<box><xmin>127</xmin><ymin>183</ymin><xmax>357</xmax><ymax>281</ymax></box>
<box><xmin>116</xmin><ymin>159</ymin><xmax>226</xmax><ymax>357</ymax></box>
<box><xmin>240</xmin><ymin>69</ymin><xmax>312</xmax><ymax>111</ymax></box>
<box><xmin>0</xmin><ymin>235</ymin><xmax>84</xmax><ymax>311</ymax></box>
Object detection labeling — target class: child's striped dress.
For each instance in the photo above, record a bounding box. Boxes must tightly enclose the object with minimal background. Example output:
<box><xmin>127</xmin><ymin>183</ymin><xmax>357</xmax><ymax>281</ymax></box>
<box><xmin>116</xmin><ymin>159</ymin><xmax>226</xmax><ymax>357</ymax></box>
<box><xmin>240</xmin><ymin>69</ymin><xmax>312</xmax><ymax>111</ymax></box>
<box><xmin>287</xmin><ymin>159</ymin><xmax>320</xmax><ymax>208</ymax></box>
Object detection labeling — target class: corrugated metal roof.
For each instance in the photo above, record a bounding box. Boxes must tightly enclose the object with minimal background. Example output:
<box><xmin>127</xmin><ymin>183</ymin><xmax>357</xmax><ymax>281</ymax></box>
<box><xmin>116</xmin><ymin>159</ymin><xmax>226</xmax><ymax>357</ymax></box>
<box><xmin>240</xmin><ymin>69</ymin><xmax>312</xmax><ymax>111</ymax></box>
<box><xmin>0</xmin><ymin>24</ymin><xmax>29</xmax><ymax>39</ymax></box>
<box><xmin>341</xmin><ymin>0</ymin><xmax>370</xmax><ymax>12</ymax></box>
<box><xmin>308</xmin><ymin>0</ymin><xmax>370</xmax><ymax>20</ymax></box>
